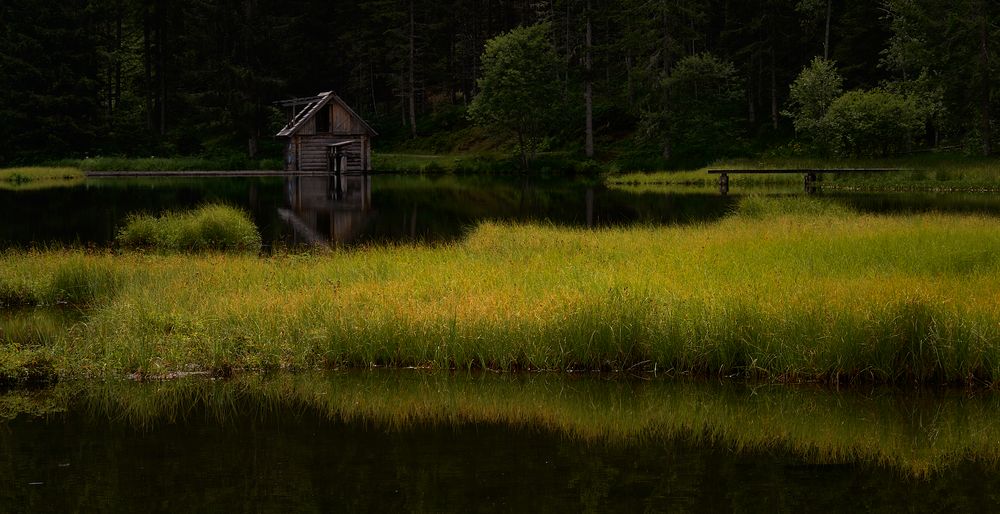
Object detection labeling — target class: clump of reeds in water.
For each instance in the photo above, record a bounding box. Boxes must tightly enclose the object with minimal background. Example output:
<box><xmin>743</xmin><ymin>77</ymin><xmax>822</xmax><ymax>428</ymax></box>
<box><xmin>116</xmin><ymin>204</ymin><xmax>261</xmax><ymax>253</ymax></box>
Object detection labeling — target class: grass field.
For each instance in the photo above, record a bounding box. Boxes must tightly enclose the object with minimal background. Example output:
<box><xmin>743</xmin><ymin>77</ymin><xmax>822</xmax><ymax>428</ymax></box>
<box><xmin>2</xmin><ymin>196</ymin><xmax>1000</xmax><ymax>386</ymax></box>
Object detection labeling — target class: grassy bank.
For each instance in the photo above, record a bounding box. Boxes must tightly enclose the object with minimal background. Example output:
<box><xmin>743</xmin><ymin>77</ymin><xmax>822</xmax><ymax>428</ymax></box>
<box><xmin>0</xmin><ymin>167</ymin><xmax>85</xmax><ymax>190</ymax></box>
<box><xmin>50</xmin><ymin>156</ymin><xmax>283</xmax><ymax>172</ymax></box>
<box><xmin>3</xmin><ymin>197</ymin><xmax>1000</xmax><ymax>385</ymax></box>
<box><xmin>609</xmin><ymin>154</ymin><xmax>1000</xmax><ymax>191</ymax></box>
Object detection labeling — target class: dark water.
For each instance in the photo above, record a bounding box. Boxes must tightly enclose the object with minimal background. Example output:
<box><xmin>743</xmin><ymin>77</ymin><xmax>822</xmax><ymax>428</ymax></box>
<box><xmin>0</xmin><ymin>175</ymin><xmax>730</xmax><ymax>249</ymax></box>
<box><xmin>6</xmin><ymin>178</ymin><xmax>1000</xmax><ymax>511</ymax></box>
<box><xmin>3</xmin><ymin>372</ymin><xmax>1000</xmax><ymax>513</ymax></box>
<box><xmin>5</xmin><ymin>174</ymin><xmax>1000</xmax><ymax>249</ymax></box>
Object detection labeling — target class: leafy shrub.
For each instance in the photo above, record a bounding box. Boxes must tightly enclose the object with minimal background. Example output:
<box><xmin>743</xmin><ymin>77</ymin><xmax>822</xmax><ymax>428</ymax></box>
<box><xmin>819</xmin><ymin>89</ymin><xmax>924</xmax><ymax>157</ymax></box>
<box><xmin>117</xmin><ymin>204</ymin><xmax>262</xmax><ymax>253</ymax></box>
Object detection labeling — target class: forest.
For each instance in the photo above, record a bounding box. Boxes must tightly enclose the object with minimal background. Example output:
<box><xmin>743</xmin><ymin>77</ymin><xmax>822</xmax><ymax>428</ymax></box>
<box><xmin>0</xmin><ymin>0</ymin><xmax>996</xmax><ymax>167</ymax></box>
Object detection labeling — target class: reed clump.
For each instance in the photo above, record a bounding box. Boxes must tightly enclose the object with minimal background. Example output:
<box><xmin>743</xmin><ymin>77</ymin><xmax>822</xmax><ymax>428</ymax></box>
<box><xmin>3</xmin><ymin>199</ymin><xmax>1000</xmax><ymax>384</ymax></box>
<box><xmin>116</xmin><ymin>204</ymin><xmax>262</xmax><ymax>253</ymax></box>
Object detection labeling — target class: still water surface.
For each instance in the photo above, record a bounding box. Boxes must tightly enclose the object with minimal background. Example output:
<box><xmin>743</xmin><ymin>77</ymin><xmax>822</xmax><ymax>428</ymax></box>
<box><xmin>5</xmin><ymin>177</ymin><xmax>1000</xmax><ymax>511</ymax></box>
<box><xmin>5</xmin><ymin>174</ymin><xmax>1000</xmax><ymax>249</ymax></box>
<box><xmin>4</xmin><ymin>372</ymin><xmax>1000</xmax><ymax>512</ymax></box>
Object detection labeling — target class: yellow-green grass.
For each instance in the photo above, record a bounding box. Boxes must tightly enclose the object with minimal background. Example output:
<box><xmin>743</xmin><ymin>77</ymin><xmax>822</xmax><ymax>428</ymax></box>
<box><xmin>8</xmin><ymin>371</ymin><xmax>1000</xmax><ymax>476</ymax></box>
<box><xmin>609</xmin><ymin>154</ymin><xmax>1000</xmax><ymax>190</ymax></box>
<box><xmin>0</xmin><ymin>167</ymin><xmax>84</xmax><ymax>190</ymax></box>
<box><xmin>3</xmin><ymin>198</ymin><xmax>1000</xmax><ymax>384</ymax></box>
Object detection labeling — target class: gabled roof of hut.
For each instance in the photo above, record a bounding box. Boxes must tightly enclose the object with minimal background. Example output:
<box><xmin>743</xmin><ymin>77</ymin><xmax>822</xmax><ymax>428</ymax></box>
<box><xmin>276</xmin><ymin>91</ymin><xmax>378</xmax><ymax>137</ymax></box>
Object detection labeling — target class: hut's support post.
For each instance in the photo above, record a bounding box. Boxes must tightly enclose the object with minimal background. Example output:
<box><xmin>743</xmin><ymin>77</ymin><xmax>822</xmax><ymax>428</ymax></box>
<box><xmin>718</xmin><ymin>173</ymin><xmax>729</xmax><ymax>195</ymax></box>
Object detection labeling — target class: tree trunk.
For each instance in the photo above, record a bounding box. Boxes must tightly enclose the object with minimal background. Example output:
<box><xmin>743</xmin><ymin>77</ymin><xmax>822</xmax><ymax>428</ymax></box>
<box><xmin>370</xmin><ymin>60</ymin><xmax>378</xmax><ymax>115</ymax></box>
<box><xmin>143</xmin><ymin>8</ymin><xmax>153</xmax><ymax>132</ymax></box>
<box><xmin>156</xmin><ymin>0</ymin><xmax>166</xmax><ymax>136</ymax></box>
<box><xmin>115</xmin><ymin>10</ymin><xmax>122</xmax><ymax>113</ymax></box>
<box><xmin>584</xmin><ymin>0</ymin><xmax>594</xmax><ymax>158</ymax></box>
<box><xmin>823</xmin><ymin>0</ymin><xmax>831</xmax><ymax>60</ymax></box>
<box><xmin>517</xmin><ymin>129</ymin><xmax>529</xmax><ymax>171</ymax></box>
<box><xmin>408</xmin><ymin>0</ymin><xmax>417</xmax><ymax>139</ymax></box>
<box><xmin>980</xmin><ymin>5</ymin><xmax>992</xmax><ymax>155</ymax></box>
<box><xmin>661</xmin><ymin>0</ymin><xmax>672</xmax><ymax>160</ymax></box>
<box><xmin>770</xmin><ymin>48</ymin><xmax>778</xmax><ymax>130</ymax></box>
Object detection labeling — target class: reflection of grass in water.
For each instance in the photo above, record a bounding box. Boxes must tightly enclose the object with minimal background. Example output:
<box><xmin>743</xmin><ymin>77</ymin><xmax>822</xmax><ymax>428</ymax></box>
<box><xmin>11</xmin><ymin>371</ymin><xmax>1000</xmax><ymax>477</ymax></box>
<box><xmin>0</xmin><ymin>177</ymin><xmax>86</xmax><ymax>191</ymax></box>
<box><xmin>4</xmin><ymin>201</ymin><xmax>1000</xmax><ymax>384</ymax></box>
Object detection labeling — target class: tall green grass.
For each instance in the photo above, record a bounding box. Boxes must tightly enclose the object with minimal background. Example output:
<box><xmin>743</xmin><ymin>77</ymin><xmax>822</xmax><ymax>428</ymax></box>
<box><xmin>7</xmin><ymin>371</ymin><xmax>1000</xmax><ymax>476</ymax></box>
<box><xmin>116</xmin><ymin>204</ymin><xmax>262</xmax><ymax>253</ymax></box>
<box><xmin>3</xmin><ymin>200</ymin><xmax>1000</xmax><ymax>384</ymax></box>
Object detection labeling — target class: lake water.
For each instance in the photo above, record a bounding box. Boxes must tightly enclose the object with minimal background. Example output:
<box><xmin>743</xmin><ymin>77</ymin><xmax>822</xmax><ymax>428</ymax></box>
<box><xmin>5</xmin><ymin>175</ymin><xmax>1000</xmax><ymax>511</ymax></box>
<box><xmin>4</xmin><ymin>372</ymin><xmax>1000</xmax><ymax>513</ymax></box>
<box><xmin>5</xmin><ymin>174</ymin><xmax>1000</xmax><ymax>249</ymax></box>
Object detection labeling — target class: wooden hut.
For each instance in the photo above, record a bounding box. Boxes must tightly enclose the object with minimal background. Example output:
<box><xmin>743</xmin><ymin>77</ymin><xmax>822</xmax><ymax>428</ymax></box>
<box><xmin>276</xmin><ymin>91</ymin><xmax>377</xmax><ymax>172</ymax></box>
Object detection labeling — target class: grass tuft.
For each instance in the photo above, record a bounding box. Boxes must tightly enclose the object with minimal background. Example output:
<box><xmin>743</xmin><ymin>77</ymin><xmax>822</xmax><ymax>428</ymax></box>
<box><xmin>116</xmin><ymin>204</ymin><xmax>262</xmax><ymax>253</ymax></box>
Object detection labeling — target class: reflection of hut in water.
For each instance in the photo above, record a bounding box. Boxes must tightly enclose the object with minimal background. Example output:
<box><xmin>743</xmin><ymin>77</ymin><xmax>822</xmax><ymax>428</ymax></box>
<box><xmin>275</xmin><ymin>91</ymin><xmax>377</xmax><ymax>172</ymax></box>
<box><xmin>279</xmin><ymin>175</ymin><xmax>374</xmax><ymax>246</ymax></box>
